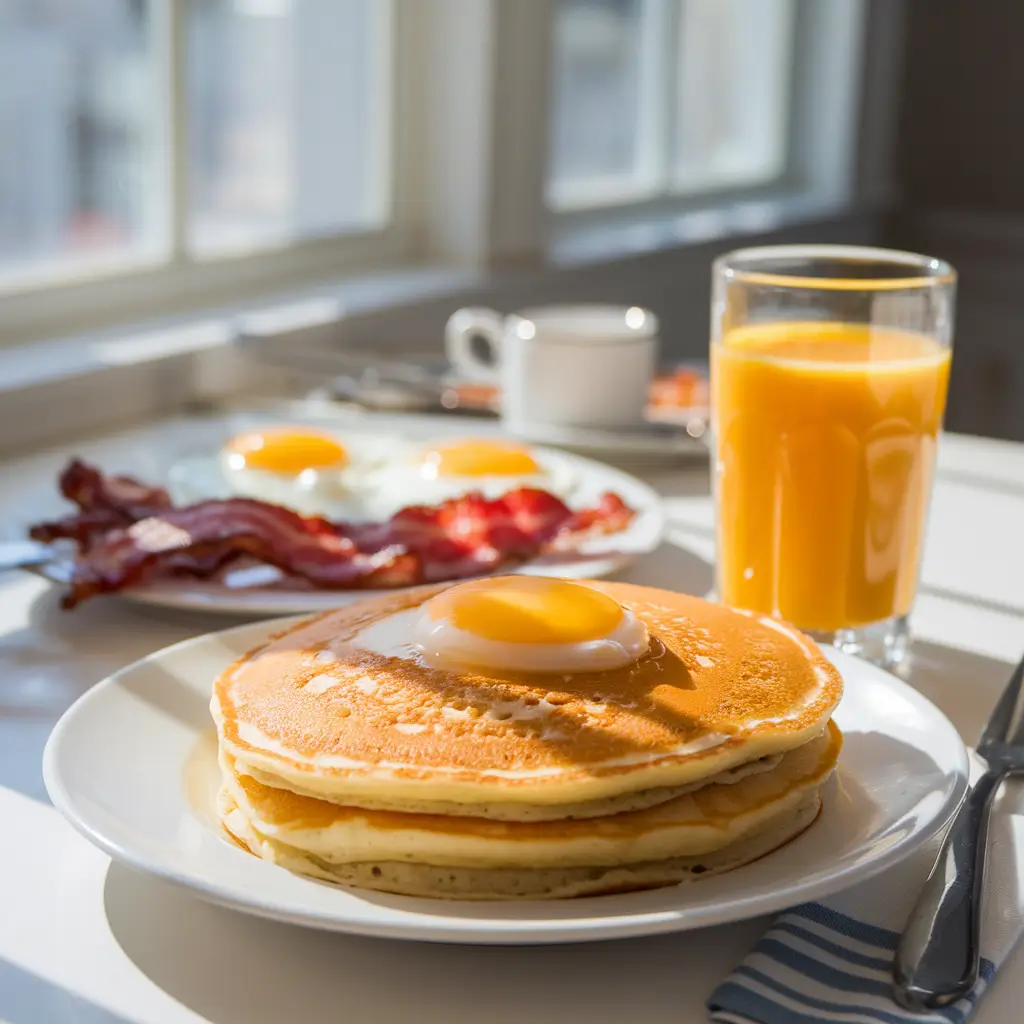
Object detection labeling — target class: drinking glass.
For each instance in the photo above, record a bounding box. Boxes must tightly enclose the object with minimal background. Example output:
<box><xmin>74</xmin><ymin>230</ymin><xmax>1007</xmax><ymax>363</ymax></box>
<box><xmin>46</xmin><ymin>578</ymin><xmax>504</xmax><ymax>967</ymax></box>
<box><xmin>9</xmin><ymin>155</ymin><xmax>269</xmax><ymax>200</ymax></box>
<box><xmin>711</xmin><ymin>245</ymin><xmax>956</xmax><ymax>667</ymax></box>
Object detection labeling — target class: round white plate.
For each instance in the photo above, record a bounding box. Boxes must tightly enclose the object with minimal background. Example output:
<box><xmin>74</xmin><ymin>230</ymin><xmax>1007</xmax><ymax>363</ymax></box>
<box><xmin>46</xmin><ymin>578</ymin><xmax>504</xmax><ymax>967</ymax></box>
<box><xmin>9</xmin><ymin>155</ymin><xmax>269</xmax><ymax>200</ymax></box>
<box><xmin>39</xmin><ymin>445</ymin><xmax>665</xmax><ymax>616</ymax></box>
<box><xmin>44</xmin><ymin>621</ymin><xmax>968</xmax><ymax>945</ymax></box>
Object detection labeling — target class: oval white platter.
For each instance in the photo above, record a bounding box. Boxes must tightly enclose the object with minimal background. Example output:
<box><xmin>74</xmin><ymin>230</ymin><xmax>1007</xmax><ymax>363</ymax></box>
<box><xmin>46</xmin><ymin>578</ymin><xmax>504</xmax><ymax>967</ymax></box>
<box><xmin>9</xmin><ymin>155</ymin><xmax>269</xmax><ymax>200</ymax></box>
<box><xmin>38</xmin><ymin>445</ymin><xmax>666</xmax><ymax>616</ymax></box>
<box><xmin>44</xmin><ymin>618</ymin><xmax>968</xmax><ymax>945</ymax></box>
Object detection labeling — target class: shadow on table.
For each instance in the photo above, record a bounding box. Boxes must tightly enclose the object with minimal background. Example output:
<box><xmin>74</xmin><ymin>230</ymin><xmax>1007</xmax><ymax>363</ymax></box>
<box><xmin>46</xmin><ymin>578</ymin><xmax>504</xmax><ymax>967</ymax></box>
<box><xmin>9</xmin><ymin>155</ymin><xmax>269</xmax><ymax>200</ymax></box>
<box><xmin>0</xmin><ymin>956</ymin><xmax>136</xmax><ymax>1024</ymax></box>
<box><xmin>936</xmin><ymin>466</ymin><xmax>1024</xmax><ymax>500</ymax></box>
<box><xmin>613</xmin><ymin>536</ymin><xmax>714</xmax><ymax>597</ymax></box>
<box><xmin>904</xmin><ymin>638</ymin><xmax>1016</xmax><ymax>740</ymax></box>
<box><xmin>26</xmin><ymin>580</ymin><xmax>257</xmax><ymax>648</ymax></box>
<box><xmin>919</xmin><ymin>583</ymin><xmax>1024</xmax><ymax>622</ymax></box>
<box><xmin>103</xmin><ymin>864</ymin><xmax>760</xmax><ymax>1024</ymax></box>
<box><xmin>0</xmin><ymin>583</ymin><xmax>252</xmax><ymax>805</ymax></box>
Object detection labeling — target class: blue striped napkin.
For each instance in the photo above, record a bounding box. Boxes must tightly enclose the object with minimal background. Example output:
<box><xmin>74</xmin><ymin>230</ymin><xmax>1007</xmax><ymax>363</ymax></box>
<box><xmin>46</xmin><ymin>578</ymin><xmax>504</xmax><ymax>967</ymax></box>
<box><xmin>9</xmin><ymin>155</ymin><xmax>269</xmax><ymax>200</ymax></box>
<box><xmin>708</xmin><ymin>766</ymin><xmax>1024</xmax><ymax>1024</ymax></box>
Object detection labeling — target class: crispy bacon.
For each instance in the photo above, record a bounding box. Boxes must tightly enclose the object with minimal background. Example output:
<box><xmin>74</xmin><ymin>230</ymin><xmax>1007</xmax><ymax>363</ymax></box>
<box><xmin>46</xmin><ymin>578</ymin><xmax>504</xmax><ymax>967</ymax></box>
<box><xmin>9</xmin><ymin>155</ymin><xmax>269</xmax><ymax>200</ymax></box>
<box><xmin>58</xmin><ymin>457</ymin><xmax>172</xmax><ymax>517</ymax></box>
<box><xmin>30</xmin><ymin>509</ymin><xmax>126</xmax><ymax>547</ymax></box>
<box><xmin>62</xmin><ymin>500</ymin><xmax>405</xmax><ymax>608</ymax></box>
<box><xmin>561</xmin><ymin>492</ymin><xmax>635</xmax><ymax>538</ymax></box>
<box><xmin>29</xmin><ymin>460</ymin><xmax>637</xmax><ymax>608</ymax></box>
<box><xmin>30</xmin><ymin>458</ymin><xmax>172</xmax><ymax>548</ymax></box>
<box><xmin>350</xmin><ymin>489</ymin><xmax>579</xmax><ymax>558</ymax></box>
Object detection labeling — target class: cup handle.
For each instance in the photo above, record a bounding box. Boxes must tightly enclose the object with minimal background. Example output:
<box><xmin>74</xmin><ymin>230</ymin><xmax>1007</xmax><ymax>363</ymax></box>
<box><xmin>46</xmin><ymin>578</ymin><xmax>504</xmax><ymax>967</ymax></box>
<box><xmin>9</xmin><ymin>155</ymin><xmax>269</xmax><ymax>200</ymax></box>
<box><xmin>444</xmin><ymin>308</ymin><xmax>504</xmax><ymax>383</ymax></box>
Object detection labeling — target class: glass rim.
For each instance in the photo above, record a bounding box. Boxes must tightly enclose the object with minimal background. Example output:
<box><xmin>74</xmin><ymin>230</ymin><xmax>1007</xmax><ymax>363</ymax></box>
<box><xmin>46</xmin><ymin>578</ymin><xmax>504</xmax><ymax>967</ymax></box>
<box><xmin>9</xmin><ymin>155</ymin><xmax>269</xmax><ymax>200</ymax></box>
<box><xmin>714</xmin><ymin>244</ymin><xmax>956</xmax><ymax>292</ymax></box>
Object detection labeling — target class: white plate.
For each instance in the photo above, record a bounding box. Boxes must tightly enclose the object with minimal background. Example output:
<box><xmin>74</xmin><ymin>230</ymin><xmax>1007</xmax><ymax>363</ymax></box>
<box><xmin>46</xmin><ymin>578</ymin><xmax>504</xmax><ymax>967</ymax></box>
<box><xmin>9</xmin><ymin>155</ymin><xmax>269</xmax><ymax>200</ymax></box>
<box><xmin>44</xmin><ymin>621</ymin><xmax>968</xmax><ymax>945</ymax></box>
<box><xmin>39</xmin><ymin>445</ymin><xmax>665</xmax><ymax>616</ymax></box>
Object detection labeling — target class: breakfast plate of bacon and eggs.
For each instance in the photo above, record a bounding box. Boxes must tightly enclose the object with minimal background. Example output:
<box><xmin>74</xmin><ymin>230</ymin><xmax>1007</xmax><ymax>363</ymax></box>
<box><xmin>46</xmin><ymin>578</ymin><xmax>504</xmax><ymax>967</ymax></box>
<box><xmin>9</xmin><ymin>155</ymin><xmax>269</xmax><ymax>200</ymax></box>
<box><xmin>26</xmin><ymin>424</ymin><xmax>664</xmax><ymax>615</ymax></box>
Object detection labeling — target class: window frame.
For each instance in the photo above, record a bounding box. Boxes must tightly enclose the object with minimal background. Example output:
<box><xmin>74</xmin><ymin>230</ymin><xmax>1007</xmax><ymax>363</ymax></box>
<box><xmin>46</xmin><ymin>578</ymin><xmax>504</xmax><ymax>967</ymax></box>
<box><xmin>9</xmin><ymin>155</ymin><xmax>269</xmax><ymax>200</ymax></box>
<box><xmin>550</xmin><ymin>0</ymin><xmax>868</xmax><ymax>228</ymax></box>
<box><xmin>0</xmin><ymin>0</ymin><xmax>870</xmax><ymax>350</ymax></box>
<box><xmin>0</xmin><ymin>0</ymin><xmax>411</xmax><ymax>346</ymax></box>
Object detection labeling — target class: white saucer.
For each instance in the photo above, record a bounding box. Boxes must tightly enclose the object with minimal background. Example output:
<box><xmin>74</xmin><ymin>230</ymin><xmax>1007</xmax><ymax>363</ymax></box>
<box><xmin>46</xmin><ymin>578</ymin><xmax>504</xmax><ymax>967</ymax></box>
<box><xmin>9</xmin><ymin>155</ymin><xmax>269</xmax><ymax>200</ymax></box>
<box><xmin>38</xmin><ymin>445</ymin><xmax>665</xmax><ymax>617</ymax></box>
<box><xmin>44</xmin><ymin>623</ymin><xmax>968</xmax><ymax>945</ymax></box>
<box><xmin>509</xmin><ymin>421</ymin><xmax>708</xmax><ymax>463</ymax></box>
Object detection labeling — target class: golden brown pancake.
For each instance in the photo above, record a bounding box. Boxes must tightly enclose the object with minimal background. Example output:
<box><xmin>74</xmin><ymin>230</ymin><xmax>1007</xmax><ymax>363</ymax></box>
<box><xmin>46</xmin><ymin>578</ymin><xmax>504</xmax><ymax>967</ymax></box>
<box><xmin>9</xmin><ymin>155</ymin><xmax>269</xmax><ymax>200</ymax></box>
<box><xmin>212</xmin><ymin>582</ymin><xmax>842</xmax><ymax>816</ymax></box>
<box><xmin>219</xmin><ymin>724</ymin><xmax>841</xmax><ymax>899</ymax></box>
<box><xmin>237</xmin><ymin>752</ymin><xmax>788</xmax><ymax>821</ymax></box>
<box><xmin>220</xmin><ymin>791</ymin><xmax>823</xmax><ymax>900</ymax></box>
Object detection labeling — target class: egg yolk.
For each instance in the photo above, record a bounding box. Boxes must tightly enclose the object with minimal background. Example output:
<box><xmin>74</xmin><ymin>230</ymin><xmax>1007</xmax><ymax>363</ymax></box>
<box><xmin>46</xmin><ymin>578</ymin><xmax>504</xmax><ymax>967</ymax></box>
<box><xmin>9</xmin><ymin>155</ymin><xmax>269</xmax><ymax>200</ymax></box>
<box><xmin>420</xmin><ymin>440</ymin><xmax>540</xmax><ymax>478</ymax></box>
<box><xmin>425</xmin><ymin>576</ymin><xmax>623</xmax><ymax>645</ymax></box>
<box><xmin>225</xmin><ymin>428</ymin><xmax>348</xmax><ymax>475</ymax></box>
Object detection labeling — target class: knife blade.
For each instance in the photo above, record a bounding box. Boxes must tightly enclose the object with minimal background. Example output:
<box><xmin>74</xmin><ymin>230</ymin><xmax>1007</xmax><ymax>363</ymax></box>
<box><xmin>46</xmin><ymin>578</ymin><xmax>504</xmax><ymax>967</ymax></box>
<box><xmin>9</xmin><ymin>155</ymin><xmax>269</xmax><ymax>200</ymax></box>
<box><xmin>977</xmin><ymin>654</ymin><xmax>1024</xmax><ymax>762</ymax></box>
<box><xmin>894</xmin><ymin>650</ymin><xmax>1024</xmax><ymax>1009</ymax></box>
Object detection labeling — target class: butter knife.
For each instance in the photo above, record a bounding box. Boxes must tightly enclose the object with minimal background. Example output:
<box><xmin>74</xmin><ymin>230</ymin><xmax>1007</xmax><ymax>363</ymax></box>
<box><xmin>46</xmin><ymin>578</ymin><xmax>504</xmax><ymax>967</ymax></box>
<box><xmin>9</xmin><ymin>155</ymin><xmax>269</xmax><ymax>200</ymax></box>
<box><xmin>894</xmin><ymin>650</ymin><xmax>1024</xmax><ymax>1009</ymax></box>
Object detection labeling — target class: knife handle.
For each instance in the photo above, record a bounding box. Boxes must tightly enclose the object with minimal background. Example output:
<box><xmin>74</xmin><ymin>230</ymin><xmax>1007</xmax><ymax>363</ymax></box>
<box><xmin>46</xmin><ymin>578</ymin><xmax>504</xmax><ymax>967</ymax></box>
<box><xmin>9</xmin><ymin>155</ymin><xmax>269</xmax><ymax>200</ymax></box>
<box><xmin>893</xmin><ymin>769</ymin><xmax>1002</xmax><ymax>1010</ymax></box>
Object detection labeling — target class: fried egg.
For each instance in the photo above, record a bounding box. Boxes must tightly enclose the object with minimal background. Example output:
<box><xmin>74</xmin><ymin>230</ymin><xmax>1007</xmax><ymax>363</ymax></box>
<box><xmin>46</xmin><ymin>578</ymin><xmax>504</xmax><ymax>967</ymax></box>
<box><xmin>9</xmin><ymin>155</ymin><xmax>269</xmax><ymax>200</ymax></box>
<box><xmin>359</xmin><ymin>439</ymin><xmax>572</xmax><ymax>518</ymax></box>
<box><xmin>214</xmin><ymin>431</ymin><xmax>574</xmax><ymax>522</ymax></box>
<box><xmin>218</xmin><ymin>426</ymin><xmax>404</xmax><ymax>518</ymax></box>
<box><xmin>411</xmin><ymin>576</ymin><xmax>649</xmax><ymax>674</ymax></box>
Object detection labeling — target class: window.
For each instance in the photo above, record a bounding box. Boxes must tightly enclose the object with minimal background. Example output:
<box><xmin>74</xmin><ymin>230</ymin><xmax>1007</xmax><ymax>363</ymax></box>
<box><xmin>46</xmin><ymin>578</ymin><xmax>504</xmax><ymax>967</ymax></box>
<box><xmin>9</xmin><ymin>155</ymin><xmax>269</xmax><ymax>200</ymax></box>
<box><xmin>0</xmin><ymin>0</ymin><xmax>392</xmax><ymax>289</ymax></box>
<box><xmin>548</xmin><ymin>0</ymin><xmax>797</xmax><ymax>211</ymax></box>
<box><xmin>0</xmin><ymin>0</ymin><xmax>863</xmax><ymax>348</ymax></box>
<box><xmin>187</xmin><ymin>0</ymin><xmax>389</xmax><ymax>255</ymax></box>
<box><xmin>0</xmin><ymin>0</ymin><xmax>161</xmax><ymax>283</ymax></box>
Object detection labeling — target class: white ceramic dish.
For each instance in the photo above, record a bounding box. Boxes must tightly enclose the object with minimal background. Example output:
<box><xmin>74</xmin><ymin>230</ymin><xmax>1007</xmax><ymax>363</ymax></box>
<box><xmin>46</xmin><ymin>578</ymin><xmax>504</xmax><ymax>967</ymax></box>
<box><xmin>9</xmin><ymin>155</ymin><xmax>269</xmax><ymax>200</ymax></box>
<box><xmin>38</xmin><ymin>446</ymin><xmax>665</xmax><ymax>616</ymax></box>
<box><xmin>44</xmin><ymin>621</ymin><xmax>968</xmax><ymax>945</ymax></box>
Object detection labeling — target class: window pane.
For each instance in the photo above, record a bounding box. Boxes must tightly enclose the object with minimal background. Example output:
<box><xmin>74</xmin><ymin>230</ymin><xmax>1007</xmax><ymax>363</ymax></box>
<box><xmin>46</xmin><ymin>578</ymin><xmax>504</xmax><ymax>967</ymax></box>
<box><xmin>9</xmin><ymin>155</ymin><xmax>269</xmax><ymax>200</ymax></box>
<box><xmin>0</xmin><ymin>0</ymin><xmax>162</xmax><ymax>285</ymax></box>
<box><xmin>548</xmin><ymin>0</ymin><xmax>664</xmax><ymax>209</ymax></box>
<box><xmin>187</xmin><ymin>0</ymin><xmax>389</xmax><ymax>255</ymax></box>
<box><xmin>674</xmin><ymin>0</ymin><xmax>795</xmax><ymax>192</ymax></box>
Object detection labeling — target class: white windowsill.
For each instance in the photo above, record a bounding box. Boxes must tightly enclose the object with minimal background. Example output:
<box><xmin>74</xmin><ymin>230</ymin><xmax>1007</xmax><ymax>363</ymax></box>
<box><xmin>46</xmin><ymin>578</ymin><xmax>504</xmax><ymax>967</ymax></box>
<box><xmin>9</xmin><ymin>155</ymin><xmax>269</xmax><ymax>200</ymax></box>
<box><xmin>550</xmin><ymin>192</ymin><xmax>855</xmax><ymax>265</ymax></box>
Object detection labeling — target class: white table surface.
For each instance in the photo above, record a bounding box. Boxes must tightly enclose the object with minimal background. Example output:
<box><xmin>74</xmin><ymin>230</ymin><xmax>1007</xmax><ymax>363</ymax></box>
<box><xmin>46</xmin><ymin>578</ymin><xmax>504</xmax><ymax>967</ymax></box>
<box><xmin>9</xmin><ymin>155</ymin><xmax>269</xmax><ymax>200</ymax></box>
<box><xmin>1</xmin><ymin>413</ymin><xmax>1022</xmax><ymax>1024</ymax></box>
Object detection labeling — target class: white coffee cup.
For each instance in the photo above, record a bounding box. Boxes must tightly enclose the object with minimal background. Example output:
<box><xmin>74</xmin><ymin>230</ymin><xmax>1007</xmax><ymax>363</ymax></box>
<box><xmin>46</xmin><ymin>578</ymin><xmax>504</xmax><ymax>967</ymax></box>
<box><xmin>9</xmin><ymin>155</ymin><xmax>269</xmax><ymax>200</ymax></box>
<box><xmin>445</xmin><ymin>304</ymin><xmax>658</xmax><ymax>433</ymax></box>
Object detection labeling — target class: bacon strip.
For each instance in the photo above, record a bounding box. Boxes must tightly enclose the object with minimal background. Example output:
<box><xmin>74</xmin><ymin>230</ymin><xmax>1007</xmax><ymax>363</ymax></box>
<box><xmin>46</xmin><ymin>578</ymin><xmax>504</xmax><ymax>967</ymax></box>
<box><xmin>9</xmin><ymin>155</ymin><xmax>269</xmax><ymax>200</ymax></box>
<box><xmin>560</xmin><ymin>492</ymin><xmax>635</xmax><ymax>538</ymax></box>
<box><xmin>63</xmin><ymin>500</ymin><xmax>420</xmax><ymax>608</ymax></box>
<box><xmin>58</xmin><ymin>457</ymin><xmax>172</xmax><ymax>517</ymax></box>
<box><xmin>30</xmin><ymin>510</ymin><xmax>126</xmax><ymax>547</ymax></box>
<box><xmin>29</xmin><ymin>460</ymin><xmax>637</xmax><ymax>608</ymax></box>
<box><xmin>30</xmin><ymin>459</ymin><xmax>172</xmax><ymax>548</ymax></box>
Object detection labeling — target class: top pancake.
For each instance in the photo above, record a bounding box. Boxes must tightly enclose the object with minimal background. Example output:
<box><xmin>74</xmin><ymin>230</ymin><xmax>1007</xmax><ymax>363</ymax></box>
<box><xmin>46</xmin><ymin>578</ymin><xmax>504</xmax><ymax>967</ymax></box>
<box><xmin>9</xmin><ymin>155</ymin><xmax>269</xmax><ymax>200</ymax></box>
<box><xmin>212</xmin><ymin>582</ymin><xmax>842</xmax><ymax>810</ymax></box>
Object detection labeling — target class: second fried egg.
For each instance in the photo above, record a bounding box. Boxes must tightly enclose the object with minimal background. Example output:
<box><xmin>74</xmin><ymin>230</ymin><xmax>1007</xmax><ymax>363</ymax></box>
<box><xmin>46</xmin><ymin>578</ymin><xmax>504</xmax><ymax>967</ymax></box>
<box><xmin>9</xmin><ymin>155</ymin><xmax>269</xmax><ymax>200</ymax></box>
<box><xmin>359</xmin><ymin>438</ymin><xmax>573</xmax><ymax>518</ymax></box>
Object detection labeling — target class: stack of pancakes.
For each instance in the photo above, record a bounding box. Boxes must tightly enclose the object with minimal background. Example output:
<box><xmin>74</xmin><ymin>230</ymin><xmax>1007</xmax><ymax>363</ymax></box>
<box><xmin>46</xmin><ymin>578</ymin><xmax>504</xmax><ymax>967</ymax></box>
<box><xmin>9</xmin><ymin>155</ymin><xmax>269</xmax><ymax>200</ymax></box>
<box><xmin>213</xmin><ymin>582</ymin><xmax>843</xmax><ymax>900</ymax></box>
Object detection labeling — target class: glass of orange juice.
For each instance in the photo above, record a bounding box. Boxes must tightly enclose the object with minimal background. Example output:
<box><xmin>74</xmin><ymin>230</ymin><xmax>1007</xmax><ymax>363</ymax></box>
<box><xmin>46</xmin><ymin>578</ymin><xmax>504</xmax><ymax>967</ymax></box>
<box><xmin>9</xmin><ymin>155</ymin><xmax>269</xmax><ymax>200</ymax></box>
<box><xmin>711</xmin><ymin>245</ymin><xmax>956</xmax><ymax>667</ymax></box>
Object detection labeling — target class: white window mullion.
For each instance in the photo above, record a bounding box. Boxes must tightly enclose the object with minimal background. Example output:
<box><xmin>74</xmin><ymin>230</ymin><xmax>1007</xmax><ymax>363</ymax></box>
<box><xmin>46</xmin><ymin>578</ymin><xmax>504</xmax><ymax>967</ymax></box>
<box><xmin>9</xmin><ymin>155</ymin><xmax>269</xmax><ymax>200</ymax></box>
<box><xmin>487</xmin><ymin>0</ymin><xmax>554</xmax><ymax>264</ymax></box>
<box><xmin>370</xmin><ymin>0</ymin><xmax>397</xmax><ymax>230</ymax></box>
<box><xmin>161</xmin><ymin>0</ymin><xmax>189</xmax><ymax>266</ymax></box>
<box><xmin>403</xmin><ymin>0</ymin><xmax>493</xmax><ymax>268</ymax></box>
<box><xmin>635</xmin><ymin>0</ymin><xmax>677</xmax><ymax>197</ymax></box>
<box><xmin>407</xmin><ymin>0</ymin><xmax>551</xmax><ymax>270</ymax></box>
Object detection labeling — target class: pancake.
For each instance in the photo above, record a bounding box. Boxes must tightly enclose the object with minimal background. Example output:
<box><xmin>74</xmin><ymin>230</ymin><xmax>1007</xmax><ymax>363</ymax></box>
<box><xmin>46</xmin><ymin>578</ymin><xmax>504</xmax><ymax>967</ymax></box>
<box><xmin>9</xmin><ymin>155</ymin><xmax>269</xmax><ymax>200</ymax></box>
<box><xmin>212</xmin><ymin>582</ymin><xmax>842</xmax><ymax>816</ymax></box>
<box><xmin>221</xmin><ymin>789</ymin><xmax>821</xmax><ymax>900</ymax></box>
<box><xmin>219</xmin><ymin>723</ymin><xmax>840</xmax><ymax>899</ymax></box>
<box><xmin>237</xmin><ymin>751</ymin><xmax>787</xmax><ymax>822</ymax></box>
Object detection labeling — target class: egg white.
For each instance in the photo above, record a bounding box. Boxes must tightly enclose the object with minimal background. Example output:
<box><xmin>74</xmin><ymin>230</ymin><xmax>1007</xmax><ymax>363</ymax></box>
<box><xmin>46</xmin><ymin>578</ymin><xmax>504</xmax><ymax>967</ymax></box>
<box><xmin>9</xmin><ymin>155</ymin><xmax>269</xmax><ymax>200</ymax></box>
<box><xmin>215</xmin><ymin>434</ymin><xmax>578</xmax><ymax>523</ymax></box>
<box><xmin>218</xmin><ymin>434</ymin><xmax>412</xmax><ymax>519</ymax></box>
<box><xmin>354</xmin><ymin>451</ymin><xmax>575</xmax><ymax>520</ymax></box>
<box><xmin>411</xmin><ymin>604</ymin><xmax>649</xmax><ymax>674</ymax></box>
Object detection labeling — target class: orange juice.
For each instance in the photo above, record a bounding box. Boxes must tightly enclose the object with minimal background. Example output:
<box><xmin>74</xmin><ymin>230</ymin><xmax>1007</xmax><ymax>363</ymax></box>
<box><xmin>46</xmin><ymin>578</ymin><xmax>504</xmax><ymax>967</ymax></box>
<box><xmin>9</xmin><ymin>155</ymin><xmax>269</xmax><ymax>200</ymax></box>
<box><xmin>712</xmin><ymin>321</ymin><xmax>951</xmax><ymax>632</ymax></box>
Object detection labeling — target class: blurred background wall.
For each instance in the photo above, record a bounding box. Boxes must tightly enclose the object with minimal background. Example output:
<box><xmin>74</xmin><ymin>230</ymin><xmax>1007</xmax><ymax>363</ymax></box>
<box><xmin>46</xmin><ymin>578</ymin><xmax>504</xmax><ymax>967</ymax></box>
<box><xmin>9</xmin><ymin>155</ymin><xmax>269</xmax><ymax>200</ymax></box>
<box><xmin>883</xmin><ymin>0</ymin><xmax>1024</xmax><ymax>442</ymax></box>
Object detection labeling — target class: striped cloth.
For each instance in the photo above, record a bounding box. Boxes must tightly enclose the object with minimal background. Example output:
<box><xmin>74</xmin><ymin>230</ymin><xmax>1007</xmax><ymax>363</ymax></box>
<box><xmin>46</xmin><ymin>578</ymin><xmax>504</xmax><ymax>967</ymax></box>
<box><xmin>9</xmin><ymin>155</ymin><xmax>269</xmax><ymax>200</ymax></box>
<box><xmin>708</xmin><ymin>766</ymin><xmax>1024</xmax><ymax>1024</ymax></box>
